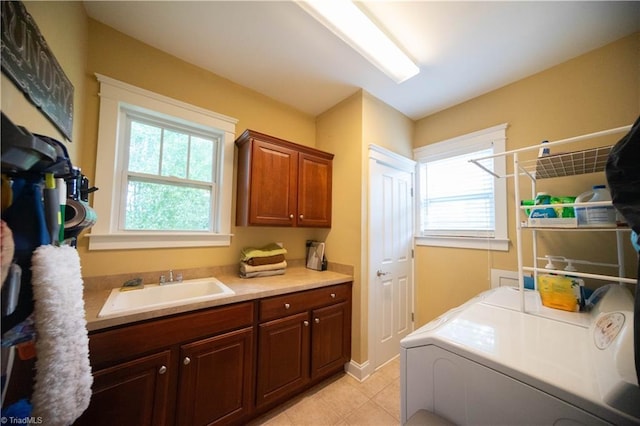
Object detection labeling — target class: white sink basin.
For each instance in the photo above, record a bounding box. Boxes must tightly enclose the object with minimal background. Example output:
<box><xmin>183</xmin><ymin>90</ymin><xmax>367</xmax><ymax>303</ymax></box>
<box><xmin>98</xmin><ymin>277</ymin><xmax>235</xmax><ymax>318</ymax></box>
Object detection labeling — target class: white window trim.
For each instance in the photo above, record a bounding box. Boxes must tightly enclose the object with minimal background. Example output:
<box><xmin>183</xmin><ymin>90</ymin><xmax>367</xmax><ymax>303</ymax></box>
<box><xmin>414</xmin><ymin>123</ymin><xmax>509</xmax><ymax>251</ymax></box>
<box><xmin>88</xmin><ymin>74</ymin><xmax>237</xmax><ymax>250</ymax></box>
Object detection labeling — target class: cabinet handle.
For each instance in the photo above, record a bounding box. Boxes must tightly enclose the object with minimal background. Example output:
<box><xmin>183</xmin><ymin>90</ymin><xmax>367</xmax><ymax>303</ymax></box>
<box><xmin>158</xmin><ymin>365</ymin><xmax>167</xmax><ymax>375</ymax></box>
<box><xmin>303</xmin><ymin>320</ymin><xmax>309</xmax><ymax>326</ymax></box>
<box><xmin>289</xmin><ymin>214</ymin><xmax>294</xmax><ymax>219</ymax></box>
<box><xmin>314</xmin><ymin>318</ymin><xmax>320</xmax><ymax>324</ymax></box>
<box><xmin>183</xmin><ymin>357</ymin><xmax>191</xmax><ymax>365</ymax></box>
<box><xmin>330</xmin><ymin>293</ymin><xmax>336</xmax><ymax>298</ymax></box>
<box><xmin>299</xmin><ymin>214</ymin><xmax>304</xmax><ymax>220</ymax></box>
<box><xmin>284</xmin><ymin>303</ymin><xmax>291</xmax><ymax>309</ymax></box>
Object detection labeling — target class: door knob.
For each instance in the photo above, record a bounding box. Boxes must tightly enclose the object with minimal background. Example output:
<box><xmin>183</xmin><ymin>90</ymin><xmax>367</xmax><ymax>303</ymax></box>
<box><xmin>376</xmin><ymin>270</ymin><xmax>390</xmax><ymax>277</ymax></box>
<box><xmin>284</xmin><ymin>303</ymin><xmax>291</xmax><ymax>309</ymax></box>
<box><xmin>158</xmin><ymin>365</ymin><xmax>167</xmax><ymax>375</ymax></box>
<box><xmin>314</xmin><ymin>318</ymin><xmax>320</xmax><ymax>324</ymax></box>
<box><xmin>183</xmin><ymin>357</ymin><xmax>191</xmax><ymax>365</ymax></box>
<box><xmin>289</xmin><ymin>214</ymin><xmax>294</xmax><ymax>219</ymax></box>
<box><xmin>299</xmin><ymin>214</ymin><xmax>304</xmax><ymax>220</ymax></box>
<box><xmin>303</xmin><ymin>320</ymin><xmax>309</xmax><ymax>327</ymax></box>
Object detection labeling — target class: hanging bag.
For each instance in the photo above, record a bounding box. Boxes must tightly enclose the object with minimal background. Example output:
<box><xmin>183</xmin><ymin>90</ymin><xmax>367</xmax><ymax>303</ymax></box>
<box><xmin>606</xmin><ymin>115</ymin><xmax>640</xmax><ymax>387</ymax></box>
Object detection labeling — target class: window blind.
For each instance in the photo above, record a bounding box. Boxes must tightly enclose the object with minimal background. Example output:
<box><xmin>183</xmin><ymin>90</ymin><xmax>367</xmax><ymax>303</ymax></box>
<box><xmin>420</xmin><ymin>147</ymin><xmax>495</xmax><ymax>237</ymax></box>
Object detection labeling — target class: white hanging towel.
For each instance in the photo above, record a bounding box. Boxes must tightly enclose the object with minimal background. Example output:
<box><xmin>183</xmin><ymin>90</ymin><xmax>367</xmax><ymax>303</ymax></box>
<box><xmin>31</xmin><ymin>244</ymin><xmax>92</xmax><ymax>425</ymax></box>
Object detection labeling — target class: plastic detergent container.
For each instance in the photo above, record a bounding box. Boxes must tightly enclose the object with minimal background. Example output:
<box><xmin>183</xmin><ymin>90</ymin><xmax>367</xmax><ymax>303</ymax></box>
<box><xmin>574</xmin><ymin>185</ymin><xmax>616</xmax><ymax>227</ymax></box>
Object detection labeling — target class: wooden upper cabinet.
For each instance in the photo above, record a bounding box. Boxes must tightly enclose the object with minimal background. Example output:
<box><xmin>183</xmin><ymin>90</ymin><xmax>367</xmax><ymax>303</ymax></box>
<box><xmin>298</xmin><ymin>152</ymin><xmax>332</xmax><ymax>227</ymax></box>
<box><xmin>235</xmin><ymin>130</ymin><xmax>333</xmax><ymax>227</ymax></box>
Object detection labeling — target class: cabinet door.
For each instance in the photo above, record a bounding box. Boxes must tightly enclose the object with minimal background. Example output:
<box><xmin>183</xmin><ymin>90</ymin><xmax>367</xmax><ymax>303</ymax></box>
<box><xmin>311</xmin><ymin>302</ymin><xmax>350</xmax><ymax>380</ymax></box>
<box><xmin>256</xmin><ymin>312</ymin><xmax>310</xmax><ymax>408</ymax></box>
<box><xmin>176</xmin><ymin>327</ymin><xmax>254</xmax><ymax>426</ymax></box>
<box><xmin>248</xmin><ymin>139</ymin><xmax>298</xmax><ymax>226</ymax></box>
<box><xmin>298</xmin><ymin>152</ymin><xmax>332</xmax><ymax>227</ymax></box>
<box><xmin>74</xmin><ymin>351</ymin><xmax>172</xmax><ymax>426</ymax></box>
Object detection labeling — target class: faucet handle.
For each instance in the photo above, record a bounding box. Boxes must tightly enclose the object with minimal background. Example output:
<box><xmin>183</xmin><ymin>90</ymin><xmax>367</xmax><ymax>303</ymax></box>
<box><xmin>176</xmin><ymin>272</ymin><xmax>183</xmax><ymax>282</ymax></box>
<box><xmin>160</xmin><ymin>274</ymin><xmax>166</xmax><ymax>284</ymax></box>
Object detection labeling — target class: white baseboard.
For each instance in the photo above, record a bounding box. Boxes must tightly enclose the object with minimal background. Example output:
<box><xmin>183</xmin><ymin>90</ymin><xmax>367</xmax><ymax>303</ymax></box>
<box><xmin>345</xmin><ymin>359</ymin><xmax>371</xmax><ymax>382</ymax></box>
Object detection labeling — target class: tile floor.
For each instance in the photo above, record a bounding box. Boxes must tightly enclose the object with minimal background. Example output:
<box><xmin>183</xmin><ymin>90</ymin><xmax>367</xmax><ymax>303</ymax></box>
<box><xmin>251</xmin><ymin>357</ymin><xmax>401</xmax><ymax>426</ymax></box>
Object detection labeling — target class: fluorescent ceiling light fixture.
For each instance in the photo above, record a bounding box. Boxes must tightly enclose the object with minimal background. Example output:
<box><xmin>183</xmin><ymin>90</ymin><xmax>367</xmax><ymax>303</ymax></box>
<box><xmin>298</xmin><ymin>0</ymin><xmax>419</xmax><ymax>83</ymax></box>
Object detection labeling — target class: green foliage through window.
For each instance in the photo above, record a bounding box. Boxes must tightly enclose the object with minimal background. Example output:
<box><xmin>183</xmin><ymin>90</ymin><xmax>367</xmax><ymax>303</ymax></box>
<box><xmin>124</xmin><ymin>114</ymin><xmax>219</xmax><ymax>231</ymax></box>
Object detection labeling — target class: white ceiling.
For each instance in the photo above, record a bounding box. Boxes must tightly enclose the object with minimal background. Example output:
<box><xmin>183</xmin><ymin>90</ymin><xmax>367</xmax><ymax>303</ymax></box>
<box><xmin>84</xmin><ymin>1</ymin><xmax>639</xmax><ymax>120</ymax></box>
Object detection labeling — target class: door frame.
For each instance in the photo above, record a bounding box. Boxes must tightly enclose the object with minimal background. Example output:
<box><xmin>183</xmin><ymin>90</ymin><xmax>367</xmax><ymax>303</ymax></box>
<box><xmin>366</xmin><ymin>144</ymin><xmax>416</xmax><ymax>377</ymax></box>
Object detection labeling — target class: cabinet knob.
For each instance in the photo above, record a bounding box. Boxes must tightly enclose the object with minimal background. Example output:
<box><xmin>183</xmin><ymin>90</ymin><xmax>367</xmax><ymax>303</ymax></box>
<box><xmin>303</xmin><ymin>320</ymin><xmax>309</xmax><ymax>327</ymax></box>
<box><xmin>314</xmin><ymin>318</ymin><xmax>320</xmax><ymax>324</ymax></box>
<box><xmin>183</xmin><ymin>357</ymin><xmax>191</xmax><ymax>365</ymax></box>
<box><xmin>284</xmin><ymin>303</ymin><xmax>291</xmax><ymax>309</ymax></box>
<box><xmin>158</xmin><ymin>365</ymin><xmax>167</xmax><ymax>375</ymax></box>
<box><xmin>330</xmin><ymin>293</ymin><xmax>336</xmax><ymax>298</ymax></box>
<box><xmin>299</xmin><ymin>214</ymin><xmax>304</xmax><ymax>220</ymax></box>
<box><xmin>289</xmin><ymin>214</ymin><xmax>294</xmax><ymax>219</ymax></box>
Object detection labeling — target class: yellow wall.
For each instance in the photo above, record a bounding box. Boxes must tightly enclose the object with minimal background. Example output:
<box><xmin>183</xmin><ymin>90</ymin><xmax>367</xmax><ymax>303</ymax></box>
<box><xmin>316</xmin><ymin>92</ymin><xmax>365</xmax><ymax>362</ymax></box>
<box><xmin>362</xmin><ymin>91</ymin><xmax>415</xmax><ymax>159</ymax></box>
<box><xmin>316</xmin><ymin>90</ymin><xmax>414</xmax><ymax>365</ymax></box>
<box><xmin>1</xmin><ymin>1</ymin><xmax>88</xmax><ymax>165</ymax></box>
<box><xmin>413</xmin><ymin>32</ymin><xmax>640</xmax><ymax>327</ymax></box>
<box><xmin>78</xmin><ymin>19</ymin><xmax>329</xmax><ymax>277</ymax></box>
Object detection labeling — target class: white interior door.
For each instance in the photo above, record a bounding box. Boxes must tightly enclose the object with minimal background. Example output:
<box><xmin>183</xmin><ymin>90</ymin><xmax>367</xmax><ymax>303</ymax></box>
<box><xmin>368</xmin><ymin>146</ymin><xmax>415</xmax><ymax>371</ymax></box>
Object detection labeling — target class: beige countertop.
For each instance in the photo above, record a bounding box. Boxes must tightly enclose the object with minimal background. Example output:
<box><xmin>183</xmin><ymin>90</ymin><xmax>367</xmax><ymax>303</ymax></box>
<box><xmin>83</xmin><ymin>264</ymin><xmax>353</xmax><ymax>332</ymax></box>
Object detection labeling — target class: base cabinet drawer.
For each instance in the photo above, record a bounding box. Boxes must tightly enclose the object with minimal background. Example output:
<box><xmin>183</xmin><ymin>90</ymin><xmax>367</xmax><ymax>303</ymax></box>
<box><xmin>259</xmin><ymin>283</ymin><xmax>350</xmax><ymax>322</ymax></box>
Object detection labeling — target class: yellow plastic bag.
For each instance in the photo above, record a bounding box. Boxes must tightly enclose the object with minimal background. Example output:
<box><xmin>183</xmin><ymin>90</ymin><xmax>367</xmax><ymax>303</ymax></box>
<box><xmin>537</xmin><ymin>275</ymin><xmax>581</xmax><ymax>312</ymax></box>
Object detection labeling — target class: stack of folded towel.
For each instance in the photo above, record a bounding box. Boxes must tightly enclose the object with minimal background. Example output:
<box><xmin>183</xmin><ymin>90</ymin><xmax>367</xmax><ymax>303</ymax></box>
<box><xmin>240</xmin><ymin>243</ymin><xmax>287</xmax><ymax>278</ymax></box>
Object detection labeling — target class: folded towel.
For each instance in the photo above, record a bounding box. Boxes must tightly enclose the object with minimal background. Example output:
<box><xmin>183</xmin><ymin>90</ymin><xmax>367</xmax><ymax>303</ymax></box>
<box><xmin>239</xmin><ymin>269</ymin><xmax>286</xmax><ymax>279</ymax></box>
<box><xmin>246</xmin><ymin>253</ymin><xmax>286</xmax><ymax>266</ymax></box>
<box><xmin>31</xmin><ymin>245</ymin><xmax>92</xmax><ymax>426</ymax></box>
<box><xmin>240</xmin><ymin>243</ymin><xmax>287</xmax><ymax>261</ymax></box>
<box><xmin>240</xmin><ymin>260</ymin><xmax>287</xmax><ymax>274</ymax></box>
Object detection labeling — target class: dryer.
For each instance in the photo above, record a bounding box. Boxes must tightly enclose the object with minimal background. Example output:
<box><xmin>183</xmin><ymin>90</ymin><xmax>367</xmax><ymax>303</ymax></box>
<box><xmin>400</xmin><ymin>285</ymin><xmax>639</xmax><ymax>425</ymax></box>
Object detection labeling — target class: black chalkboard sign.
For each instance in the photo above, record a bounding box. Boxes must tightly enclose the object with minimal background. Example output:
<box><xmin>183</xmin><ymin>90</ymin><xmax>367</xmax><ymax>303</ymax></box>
<box><xmin>1</xmin><ymin>1</ymin><xmax>74</xmax><ymax>141</ymax></box>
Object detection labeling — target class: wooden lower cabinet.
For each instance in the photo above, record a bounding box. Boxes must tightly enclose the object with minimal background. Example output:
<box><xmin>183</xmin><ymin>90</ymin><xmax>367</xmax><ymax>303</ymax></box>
<box><xmin>311</xmin><ymin>302</ymin><xmax>350</xmax><ymax>380</ymax></box>
<box><xmin>176</xmin><ymin>327</ymin><xmax>253</xmax><ymax>426</ymax></box>
<box><xmin>75</xmin><ymin>302</ymin><xmax>254</xmax><ymax>426</ymax></box>
<box><xmin>74</xmin><ymin>350</ymin><xmax>172</xmax><ymax>426</ymax></box>
<box><xmin>255</xmin><ymin>284</ymin><xmax>352</xmax><ymax>413</ymax></box>
<box><xmin>256</xmin><ymin>312</ymin><xmax>310</xmax><ymax>408</ymax></box>
<box><xmin>77</xmin><ymin>284</ymin><xmax>351</xmax><ymax>425</ymax></box>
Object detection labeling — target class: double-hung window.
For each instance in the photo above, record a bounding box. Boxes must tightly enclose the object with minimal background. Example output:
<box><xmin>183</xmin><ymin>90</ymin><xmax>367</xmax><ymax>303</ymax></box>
<box><xmin>414</xmin><ymin>123</ymin><xmax>509</xmax><ymax>251</ymax></box>
<box><xmin>88</xmin><ymin>74</ymin><xmax>237</xmax><ymax>250</ymax></box>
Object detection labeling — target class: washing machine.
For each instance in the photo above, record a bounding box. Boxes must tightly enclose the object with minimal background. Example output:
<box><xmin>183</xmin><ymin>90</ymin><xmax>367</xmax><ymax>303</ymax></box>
<box><xmin>400</xmin><ymin>285</ymin><xmax>639</xmax><ymax>425</ymax></box>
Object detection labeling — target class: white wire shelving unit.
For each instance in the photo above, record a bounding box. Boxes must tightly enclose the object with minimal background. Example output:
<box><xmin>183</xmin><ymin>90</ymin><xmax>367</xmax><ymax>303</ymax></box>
<box><xmin>470</xmin><ymin>124</ymin><xmax>634</xmax><ymax>314</ymax></box>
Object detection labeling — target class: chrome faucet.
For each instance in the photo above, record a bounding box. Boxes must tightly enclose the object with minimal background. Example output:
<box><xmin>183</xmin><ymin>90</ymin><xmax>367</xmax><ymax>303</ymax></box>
<box><xmin>160</xmin><ymin>270</ymin><xmax>182</xmax><ymax>285</ymax></box>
